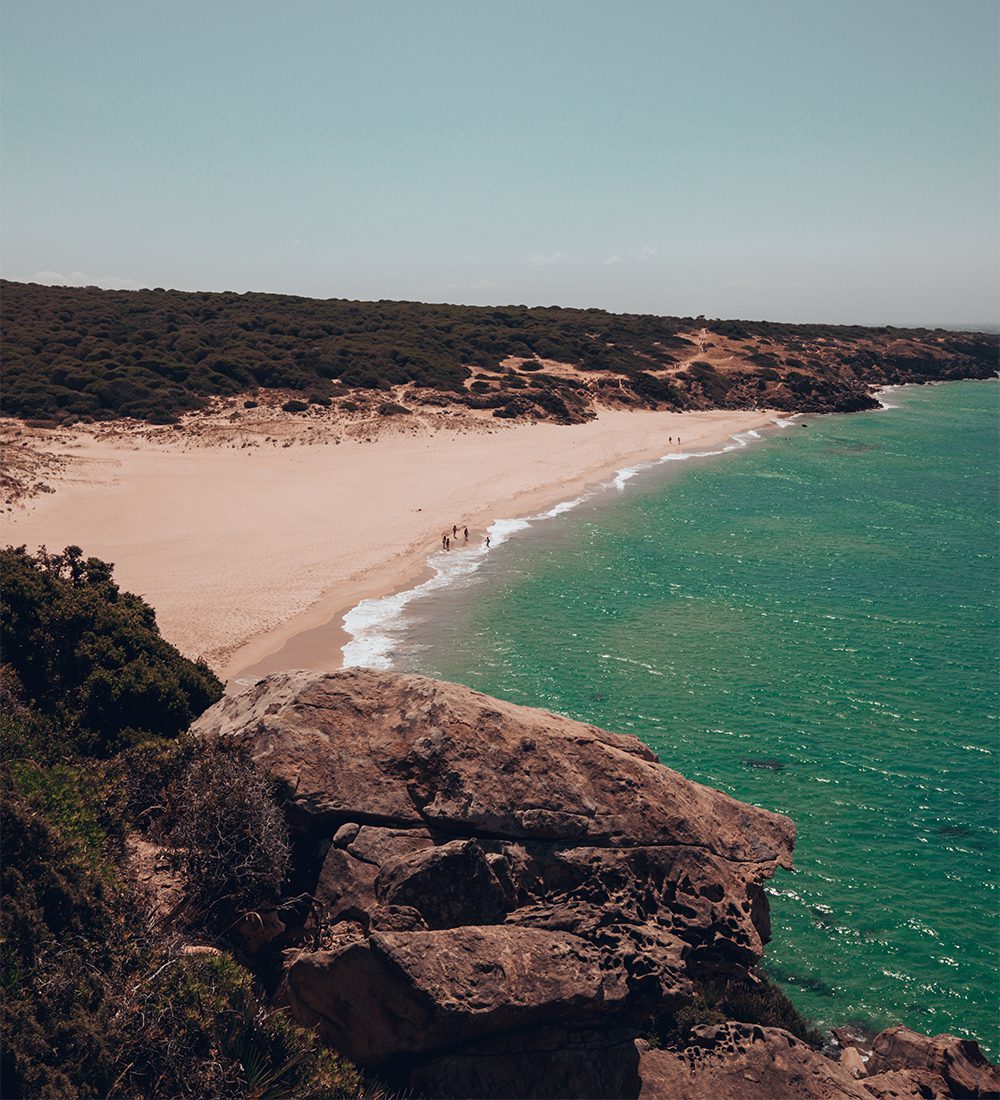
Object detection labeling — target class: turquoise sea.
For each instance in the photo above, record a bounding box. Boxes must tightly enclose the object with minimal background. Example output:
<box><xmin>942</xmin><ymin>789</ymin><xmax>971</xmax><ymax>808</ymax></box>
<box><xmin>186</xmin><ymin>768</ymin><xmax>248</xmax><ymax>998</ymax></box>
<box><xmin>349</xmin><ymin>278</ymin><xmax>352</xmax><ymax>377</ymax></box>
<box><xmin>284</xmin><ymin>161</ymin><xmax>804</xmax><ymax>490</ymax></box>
<box><xmin>386</xmin><ymin>380</ymin><xmax>999</xmax><ymax>1051</ymax></box>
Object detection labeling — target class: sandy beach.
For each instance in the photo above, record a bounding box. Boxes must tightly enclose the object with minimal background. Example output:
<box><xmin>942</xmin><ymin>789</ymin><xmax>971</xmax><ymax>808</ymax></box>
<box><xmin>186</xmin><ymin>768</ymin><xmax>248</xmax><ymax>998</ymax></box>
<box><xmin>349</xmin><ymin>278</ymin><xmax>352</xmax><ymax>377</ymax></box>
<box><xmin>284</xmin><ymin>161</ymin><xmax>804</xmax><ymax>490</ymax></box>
<box><xmin>2</xmin><ymin>405</ymin><xmax>781</xmax><ymax>680</ymax></box>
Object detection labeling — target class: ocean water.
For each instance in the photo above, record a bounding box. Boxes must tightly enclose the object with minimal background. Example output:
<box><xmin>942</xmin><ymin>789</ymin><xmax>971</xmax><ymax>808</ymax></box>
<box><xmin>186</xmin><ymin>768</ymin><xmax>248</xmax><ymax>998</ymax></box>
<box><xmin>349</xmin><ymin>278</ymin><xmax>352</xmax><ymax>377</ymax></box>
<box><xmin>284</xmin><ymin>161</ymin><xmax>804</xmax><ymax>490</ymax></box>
<box><xmin>371</xmin><ymin>380</ymin><xmax>999</xmax><ymax>1051</ymax></box>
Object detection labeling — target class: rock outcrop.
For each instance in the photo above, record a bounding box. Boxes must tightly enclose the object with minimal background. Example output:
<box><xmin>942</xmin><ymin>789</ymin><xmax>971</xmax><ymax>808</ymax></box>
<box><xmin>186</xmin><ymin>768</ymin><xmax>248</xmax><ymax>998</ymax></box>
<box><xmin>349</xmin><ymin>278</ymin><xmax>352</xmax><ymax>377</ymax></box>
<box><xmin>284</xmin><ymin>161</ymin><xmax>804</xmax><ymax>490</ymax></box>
<box><xmin>191</xmin><ymin>670</ymin><xmax>998</xmax><ymax>1099</ymax></box>
<box><xmin>864</xmin><ymin>1027</ymin><xmax>1000</xmax><ymax>1098</ymax></box>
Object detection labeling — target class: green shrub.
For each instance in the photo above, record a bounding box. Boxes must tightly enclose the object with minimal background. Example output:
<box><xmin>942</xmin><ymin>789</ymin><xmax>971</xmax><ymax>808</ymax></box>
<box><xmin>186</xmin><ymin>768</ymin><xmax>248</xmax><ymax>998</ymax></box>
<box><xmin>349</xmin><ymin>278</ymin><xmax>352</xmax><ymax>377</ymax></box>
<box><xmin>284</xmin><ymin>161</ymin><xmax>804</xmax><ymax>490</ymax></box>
<box><xmin>165</xmin><ymin>740</ymin><xmax>291</xmax><ymax>930</ymax></box>
<box><xmin>650</xmin><ymin>968</ymin><xmax>822</xmax><ymax>1050</ymax></box>
<box><xmin>0</xmin><ymin>545</ymin><xmax>223</xmax><ymax>757</ymax></box>
<box><xmin>1</xmin><ymin>772</ymin><xmax>362</xmax><ymax>1098</ymax></box>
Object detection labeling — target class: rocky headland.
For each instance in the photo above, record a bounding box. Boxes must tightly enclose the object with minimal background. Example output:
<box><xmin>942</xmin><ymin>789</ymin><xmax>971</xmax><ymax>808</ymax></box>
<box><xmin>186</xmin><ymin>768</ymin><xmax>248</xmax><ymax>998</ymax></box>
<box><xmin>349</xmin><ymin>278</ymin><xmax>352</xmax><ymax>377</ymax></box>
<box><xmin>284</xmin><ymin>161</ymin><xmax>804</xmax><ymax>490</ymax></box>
<box><xmin>189</xmin><ymin>668</ymin><xmax>1000</xmax><ymax>1099</ymax></box>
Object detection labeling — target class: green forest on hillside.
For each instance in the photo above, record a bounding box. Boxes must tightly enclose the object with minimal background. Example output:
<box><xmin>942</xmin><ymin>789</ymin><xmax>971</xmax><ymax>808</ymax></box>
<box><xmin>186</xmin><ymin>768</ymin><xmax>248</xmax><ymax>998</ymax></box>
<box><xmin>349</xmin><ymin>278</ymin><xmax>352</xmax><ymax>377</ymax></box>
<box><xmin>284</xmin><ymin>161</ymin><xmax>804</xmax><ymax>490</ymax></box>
<box><xmin>3</xmin><ymin>280</ymin><xmax>995</xmax><ymax>425</ymax></box>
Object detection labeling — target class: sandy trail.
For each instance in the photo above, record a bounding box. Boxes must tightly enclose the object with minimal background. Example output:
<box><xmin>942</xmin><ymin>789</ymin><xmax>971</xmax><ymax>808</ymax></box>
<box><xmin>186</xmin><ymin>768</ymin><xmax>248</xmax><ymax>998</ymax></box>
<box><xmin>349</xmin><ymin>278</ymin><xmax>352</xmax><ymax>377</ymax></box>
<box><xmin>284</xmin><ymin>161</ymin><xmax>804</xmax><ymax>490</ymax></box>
<box><xmin>3</xmin><ymin>407</ymin><xmax>781</xmax><ymax>679</ymax></box>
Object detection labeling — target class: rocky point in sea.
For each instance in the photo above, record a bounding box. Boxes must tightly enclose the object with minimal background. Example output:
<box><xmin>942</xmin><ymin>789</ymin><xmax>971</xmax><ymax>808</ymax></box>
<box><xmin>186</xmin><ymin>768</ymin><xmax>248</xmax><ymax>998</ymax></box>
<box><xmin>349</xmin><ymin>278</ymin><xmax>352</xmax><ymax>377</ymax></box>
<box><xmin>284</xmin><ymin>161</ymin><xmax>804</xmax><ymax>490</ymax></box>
<box><xmin>190</xmin><ymin>668</ymin><xmax>1000</xmax><ymax>1100</ymax></box>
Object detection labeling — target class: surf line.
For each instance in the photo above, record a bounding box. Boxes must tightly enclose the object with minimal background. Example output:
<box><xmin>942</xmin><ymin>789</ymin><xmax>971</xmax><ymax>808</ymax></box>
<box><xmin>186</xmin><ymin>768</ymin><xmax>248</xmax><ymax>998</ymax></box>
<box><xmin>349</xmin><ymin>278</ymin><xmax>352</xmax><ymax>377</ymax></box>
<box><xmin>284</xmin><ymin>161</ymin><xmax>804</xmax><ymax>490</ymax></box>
<box><xmin>340</xmin><ymin>423</ymin><xmax>794</xmax><ymax>670</ymax></box>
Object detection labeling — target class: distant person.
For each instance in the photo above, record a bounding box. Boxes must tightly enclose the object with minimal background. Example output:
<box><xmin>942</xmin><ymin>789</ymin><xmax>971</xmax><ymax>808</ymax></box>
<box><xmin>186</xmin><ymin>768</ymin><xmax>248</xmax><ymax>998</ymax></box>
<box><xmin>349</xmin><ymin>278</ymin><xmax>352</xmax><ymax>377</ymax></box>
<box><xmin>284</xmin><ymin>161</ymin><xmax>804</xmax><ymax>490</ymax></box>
<box><xmin>485</xmin><ymin>535</ymin><xmax>491</xmax><ymax>549</ymax></box>
<box><xmin>452</xmin><ymin>524</ymin><xmax>458</xmax><ymax>538</ymax></box>
<box><xmin>442</xmin><ymin>533</ymin><xmax>448</xmax><ymax>550</ymax></box>
<box><xmin>464</xmin><ymin>527</ymin><xmax>469</xmax><ymax>541</ymax></box>
<box><xmin>668</xmin><ymin>436</ymin><xmax>672</xmax><ymax>444</ymax></box>
<box><xmin>445</xmin><ymin>535</ymin><xmax>450</xmax><ymax>550</ymax></box>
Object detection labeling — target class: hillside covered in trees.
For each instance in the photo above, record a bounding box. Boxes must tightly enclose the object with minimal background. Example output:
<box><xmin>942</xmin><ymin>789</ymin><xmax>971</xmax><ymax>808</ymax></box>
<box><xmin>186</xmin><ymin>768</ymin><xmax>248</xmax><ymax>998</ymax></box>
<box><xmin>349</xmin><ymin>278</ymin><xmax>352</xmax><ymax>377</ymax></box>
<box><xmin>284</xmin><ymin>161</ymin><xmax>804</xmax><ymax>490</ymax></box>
<box><xmin>2</xmin><ymin>280</ymin><xmax>996</xmax><ymax>427</ymax></box>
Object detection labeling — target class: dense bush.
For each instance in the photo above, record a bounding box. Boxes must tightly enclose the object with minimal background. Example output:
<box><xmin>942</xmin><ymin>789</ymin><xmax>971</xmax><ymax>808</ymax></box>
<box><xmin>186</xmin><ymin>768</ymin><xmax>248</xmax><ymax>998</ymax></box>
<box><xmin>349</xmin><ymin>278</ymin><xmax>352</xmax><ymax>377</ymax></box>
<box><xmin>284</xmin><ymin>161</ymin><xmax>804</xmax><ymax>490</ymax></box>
<box><xmin>5</xmin><ymin>280</ymin><xmax>992</xmax><ymax>425</ymax></box>
<box><xmin>166</xmin><ymin>740</ymin><xmax>291</xmax><ymax>930</ymax></box>
<box><xmin>0</xmin><ymin>544</ymin><xmax>367</xmax><ymax>1098</ymax></box>
<box><xmin>1</xmin><ymin>545</ymin><xmax>223</xmax><ymax>757</ymax></box>
<box><xmin>1</xmin><ymin>773</ymin><xmax>361</xmax><ymax>1099</ymax></box>
<box><xmin>651</xmin><ymin>968</ymin><xmax>823</xmax><ymax>1050</ymax></box>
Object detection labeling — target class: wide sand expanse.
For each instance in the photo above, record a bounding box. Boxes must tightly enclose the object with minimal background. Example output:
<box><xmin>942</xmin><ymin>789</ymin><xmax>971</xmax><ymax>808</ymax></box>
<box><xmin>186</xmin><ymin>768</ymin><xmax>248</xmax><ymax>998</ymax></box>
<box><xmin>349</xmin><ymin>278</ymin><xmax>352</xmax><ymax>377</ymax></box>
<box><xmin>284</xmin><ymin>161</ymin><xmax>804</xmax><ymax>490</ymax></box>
<box><xmin>3</xmin><ymin>407</ymin><xmax>780</xmax><ymax>680</ymax></box>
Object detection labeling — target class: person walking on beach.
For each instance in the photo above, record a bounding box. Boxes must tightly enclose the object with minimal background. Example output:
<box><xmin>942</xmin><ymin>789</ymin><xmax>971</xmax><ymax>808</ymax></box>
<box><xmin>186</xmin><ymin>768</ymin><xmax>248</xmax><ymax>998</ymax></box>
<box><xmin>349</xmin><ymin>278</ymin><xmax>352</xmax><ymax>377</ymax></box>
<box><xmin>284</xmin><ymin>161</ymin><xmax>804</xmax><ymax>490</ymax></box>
<box><xmin>485</xmin><ymin>535</ymin><xmax>491</xmax><ymax>549</ymax></box>
<box><xmin>464</xmin><ymin>527</ymin><xmax>469</xmax><ymax>542</ymax></box>
<box><xmin>452</xmin><ymin>524</ymin><xmax>458</xmax><ymax>538</ymax></box>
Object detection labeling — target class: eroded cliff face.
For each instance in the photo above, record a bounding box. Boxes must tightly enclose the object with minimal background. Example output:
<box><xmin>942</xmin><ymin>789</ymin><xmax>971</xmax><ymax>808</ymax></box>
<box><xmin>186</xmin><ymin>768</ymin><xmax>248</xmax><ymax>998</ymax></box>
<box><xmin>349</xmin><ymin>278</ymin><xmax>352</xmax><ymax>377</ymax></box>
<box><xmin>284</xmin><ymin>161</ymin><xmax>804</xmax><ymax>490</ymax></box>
<box><xmin>190</xmin><ymin>670</ymin><xmax>999</xmax><ymax>1100</ymax></box>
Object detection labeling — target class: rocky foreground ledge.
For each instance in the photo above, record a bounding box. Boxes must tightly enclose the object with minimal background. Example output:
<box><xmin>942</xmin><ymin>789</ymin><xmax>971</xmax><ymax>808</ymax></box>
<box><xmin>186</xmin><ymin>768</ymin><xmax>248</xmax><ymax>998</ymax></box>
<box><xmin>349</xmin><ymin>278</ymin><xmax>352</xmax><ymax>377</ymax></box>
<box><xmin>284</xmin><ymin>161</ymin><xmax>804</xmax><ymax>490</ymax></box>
<box><xmin>191</xmin><ymin>669</ymin><xmax>999</xmax><ymax>1099</ymax></box>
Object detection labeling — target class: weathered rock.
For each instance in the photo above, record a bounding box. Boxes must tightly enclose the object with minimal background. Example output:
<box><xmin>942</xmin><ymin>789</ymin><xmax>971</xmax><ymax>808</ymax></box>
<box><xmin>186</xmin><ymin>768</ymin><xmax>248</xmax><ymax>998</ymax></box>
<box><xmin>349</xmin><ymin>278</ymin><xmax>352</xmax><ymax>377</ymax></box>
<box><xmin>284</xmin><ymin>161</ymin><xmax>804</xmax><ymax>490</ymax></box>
<box><xmin>861</xmin><ymin>1068</ymin><xmax>951</xmax><ymax>1099</ymax></box>
<box><xmin>375</xmin><ymin>838</ymin><xmax>515</xmax><ymax>928</ymax></box>
<box><xmin>636</xmin><ymin>1025</ymin><xmax>873</xmax><ymax>1099</ymax></box>
<box><xmin>866</xmin><ymin>1026</ymin><xmax>1000</xmax><ymax>1098</ymax></box>
<box><xmin>284</xmin><ymin>925</ymin><xmax>629</xmax><ymax>1064</ymax></box>
<box><xmin>191</xmin><ymin>670</ymin><xmax>799</xmax><ymax>1094</ymax></box>
<box><xmin>408</xmin><ymin>1025</ymin><xmax>643</xmax><ymax>1099</ymax></box>
<box><xmin>841</xmin><ymin>1045</ymin><xmax>868</xmax><ymax>1079</ymax></box>
<box><xmin>192</xmin><ymin>669</ymin><xmax>795</xmax><ymax>862</ymax></box>
<box><xmin>228</xmin><ymin>908</ymin><xmax>286</xmax><ymax>955</ymax></box>
<box><xmin>188</xmin><ymin>670</ymin><xmax>990</xmax><ymax>1098</ymax></box>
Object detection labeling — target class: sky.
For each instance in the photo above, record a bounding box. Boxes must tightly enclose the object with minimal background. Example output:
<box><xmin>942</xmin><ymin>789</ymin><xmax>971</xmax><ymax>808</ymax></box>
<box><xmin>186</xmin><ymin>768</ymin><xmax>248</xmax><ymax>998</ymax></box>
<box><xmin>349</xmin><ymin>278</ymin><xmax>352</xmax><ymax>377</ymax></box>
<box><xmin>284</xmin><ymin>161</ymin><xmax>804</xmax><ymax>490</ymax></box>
<box><xmin>2</xmin><ymin>0</ymin><xmax>998</xmax><ymax>325</ymax></box>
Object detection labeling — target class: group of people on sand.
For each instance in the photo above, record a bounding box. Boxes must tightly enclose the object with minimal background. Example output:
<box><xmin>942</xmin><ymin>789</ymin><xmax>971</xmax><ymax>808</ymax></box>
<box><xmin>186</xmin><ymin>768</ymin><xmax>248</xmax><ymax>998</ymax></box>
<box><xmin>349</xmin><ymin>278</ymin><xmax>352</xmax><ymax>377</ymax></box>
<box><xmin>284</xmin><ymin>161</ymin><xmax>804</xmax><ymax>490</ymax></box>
<box><xmin>441</xmin><ymin>523</ymin><xmax>490</xmax><ymax>551</ymax></box>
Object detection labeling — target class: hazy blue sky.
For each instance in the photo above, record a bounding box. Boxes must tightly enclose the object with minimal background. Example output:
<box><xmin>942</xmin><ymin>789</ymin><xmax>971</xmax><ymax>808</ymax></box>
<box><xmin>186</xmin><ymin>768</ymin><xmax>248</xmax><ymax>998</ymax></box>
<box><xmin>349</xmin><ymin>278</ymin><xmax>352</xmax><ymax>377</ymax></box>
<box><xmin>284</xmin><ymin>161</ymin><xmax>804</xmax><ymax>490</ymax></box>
<box><xmin>2</xmin><ymin>0</ymin><xmax>997</xmax><ymax>324</ymax></box>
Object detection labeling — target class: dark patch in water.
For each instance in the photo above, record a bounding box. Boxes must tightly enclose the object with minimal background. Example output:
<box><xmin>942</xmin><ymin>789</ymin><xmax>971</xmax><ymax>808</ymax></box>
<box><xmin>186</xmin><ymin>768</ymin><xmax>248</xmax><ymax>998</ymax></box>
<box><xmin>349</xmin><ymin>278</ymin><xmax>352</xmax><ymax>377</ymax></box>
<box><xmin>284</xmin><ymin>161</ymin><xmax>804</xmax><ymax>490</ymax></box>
<box><xmin>937</xmin><ymin>824</ymin><xmax>971</xmax><ymax>838</ymax></box>
<box><xmin>742</xmin><ymin>758</ymin><xmax>786</xmax><ymax>772</ymax></box>
<box><xmin>768</xmin><ymin>966</ymin><xmax>837</xmax><ymax>998</ymax></box>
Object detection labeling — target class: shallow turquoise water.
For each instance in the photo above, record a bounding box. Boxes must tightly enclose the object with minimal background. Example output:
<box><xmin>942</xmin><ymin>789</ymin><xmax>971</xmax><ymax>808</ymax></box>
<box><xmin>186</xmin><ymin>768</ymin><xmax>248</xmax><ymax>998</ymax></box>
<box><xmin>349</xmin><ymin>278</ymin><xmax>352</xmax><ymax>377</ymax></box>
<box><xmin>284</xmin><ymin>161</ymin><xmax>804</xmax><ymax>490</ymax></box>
<box><xmin>398</xmin><ymin>381</ymin><xmax>999</xmax><ymax>1051</ymax></box>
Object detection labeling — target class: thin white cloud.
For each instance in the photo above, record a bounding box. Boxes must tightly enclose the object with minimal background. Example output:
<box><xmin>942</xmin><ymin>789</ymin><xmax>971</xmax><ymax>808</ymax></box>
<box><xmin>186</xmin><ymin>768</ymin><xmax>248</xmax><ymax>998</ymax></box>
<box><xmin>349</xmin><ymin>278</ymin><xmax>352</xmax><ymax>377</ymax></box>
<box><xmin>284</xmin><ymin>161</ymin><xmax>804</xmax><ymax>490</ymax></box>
<box><xmin>635</xmin><ymin>245</ymin><xmax>657</xmax><ymax>262</ymax></box>
<box><xmin>603</xmin><ymin>253</ymin><xmax>622</xmax><ymax>265</ymax></box>
<box><xmin>470</xmin><ymin>278</ymin><xmax>502</xmax><ymax>291</ymax></box>
<box><xmin>14</xmin><ymin>270</ymin><xmax>146</xmax><ymax>290</ymax></box>
<box><xmin>529</xmin><ymin>250</ymin><xmax>570</xmax><ymax>265</ymax></box>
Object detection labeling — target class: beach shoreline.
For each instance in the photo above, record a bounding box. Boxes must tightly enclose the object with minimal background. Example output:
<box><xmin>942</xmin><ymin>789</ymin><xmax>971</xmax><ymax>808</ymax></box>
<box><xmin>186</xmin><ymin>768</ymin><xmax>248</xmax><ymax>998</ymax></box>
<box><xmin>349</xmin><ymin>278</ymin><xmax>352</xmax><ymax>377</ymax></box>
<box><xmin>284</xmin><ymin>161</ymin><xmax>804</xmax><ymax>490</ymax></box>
<box><xmin>2</xmin><ymin>406</ymin><xmax>783</xmax><ymax>681</ymax></box>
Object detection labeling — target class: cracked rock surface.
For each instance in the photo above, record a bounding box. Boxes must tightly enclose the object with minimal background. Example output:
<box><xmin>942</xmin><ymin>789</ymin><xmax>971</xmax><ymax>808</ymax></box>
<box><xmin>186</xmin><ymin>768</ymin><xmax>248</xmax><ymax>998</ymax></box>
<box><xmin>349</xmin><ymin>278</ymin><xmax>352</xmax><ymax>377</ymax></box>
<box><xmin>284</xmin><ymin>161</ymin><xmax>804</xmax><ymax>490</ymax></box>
<box><xmin>191</xmin><ymin>670</ymin><xmax>997</xmax><ymax>1099</ymax></box>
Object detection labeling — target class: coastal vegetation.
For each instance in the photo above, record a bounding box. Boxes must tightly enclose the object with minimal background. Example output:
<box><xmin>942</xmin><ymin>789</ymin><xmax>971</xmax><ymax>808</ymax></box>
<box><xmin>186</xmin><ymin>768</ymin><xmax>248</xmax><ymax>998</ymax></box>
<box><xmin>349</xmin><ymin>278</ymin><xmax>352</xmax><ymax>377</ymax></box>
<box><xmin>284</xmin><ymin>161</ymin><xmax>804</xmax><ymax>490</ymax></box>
<box><xmin>3</xmin><ymin>280</ymin><xmax>996</xmax><ymax>427</ymax></box>
<box><xmin>0</xmin><ymin>546</ymin><xmax>362</xmax><ymax>1098</ymax></box>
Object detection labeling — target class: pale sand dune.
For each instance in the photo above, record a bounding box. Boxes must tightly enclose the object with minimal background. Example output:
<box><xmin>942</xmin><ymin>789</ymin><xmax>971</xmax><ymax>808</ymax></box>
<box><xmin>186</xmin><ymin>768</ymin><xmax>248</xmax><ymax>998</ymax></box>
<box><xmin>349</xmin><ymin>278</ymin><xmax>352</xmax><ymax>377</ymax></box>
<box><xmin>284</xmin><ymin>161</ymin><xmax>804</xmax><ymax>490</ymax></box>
<box><xmin>3</xmin><ymin>408</ymin><xmax>780</xmax><ymax>678</ymax></box>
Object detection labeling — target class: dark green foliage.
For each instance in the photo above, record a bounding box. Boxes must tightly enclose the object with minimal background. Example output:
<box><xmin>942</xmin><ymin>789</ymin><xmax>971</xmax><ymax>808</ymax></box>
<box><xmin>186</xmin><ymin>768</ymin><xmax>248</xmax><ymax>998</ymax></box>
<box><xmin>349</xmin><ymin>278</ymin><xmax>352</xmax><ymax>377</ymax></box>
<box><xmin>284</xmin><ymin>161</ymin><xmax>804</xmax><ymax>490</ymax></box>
<box><xmin>1</xmin><ymin>774</ymin><xmax>361</xmax><ymax>1099</ymax></box>
<box><xmin>0</xmin><ymin>557</ymin><xmax>364</xmax><ymax>1098</ymax></box>
<box><xmin>8</xmin><ymin>281</ymin><xmax>992</xmax><ymax>426</ymax></box>
<box><xmin>165</xmin><ymin>740</ymin><xmax>291</xmax><ymax>930</ymax></box>
<box><xmin>0</xmin><ymin>545</ymin><xmax>223</xmax><ymax>757</ymax></box>
<box><xmin>282</xmin><ymin>399</ymin><xmax>310</xmax><ymax>412</ymax></box>
<box><xmin>651</xmin><ymin>969</ymin><xmax>823</xmax><ymax>1050</ymax></box>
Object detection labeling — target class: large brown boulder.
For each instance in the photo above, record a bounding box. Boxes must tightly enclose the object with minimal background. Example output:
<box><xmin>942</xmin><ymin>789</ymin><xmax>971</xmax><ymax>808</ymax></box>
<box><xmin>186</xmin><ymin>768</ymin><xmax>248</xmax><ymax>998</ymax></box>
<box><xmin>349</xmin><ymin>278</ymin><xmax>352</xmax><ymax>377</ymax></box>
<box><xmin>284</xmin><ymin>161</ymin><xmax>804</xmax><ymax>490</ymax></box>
<box><xmin>865</xmin><ymin>1026</ymin><xmax>1000</xmax><ymax>1098</ymax></box>
<box><xmin>192</xmin><ymin>669</ymin><xmax>794</xmax><ymax>861</ymax></box>
<box><xmin>190</xmin><ymin>670</ymin><xmax>994</xmax><ymax>1098</ymax></box>
<box><xmin>190</xmin><ymin>668</ymin><xmax>795</xmax><ymax>1096</ymax></box>
<box><xmin>637</xmin><ymin>1024</ymin><xmax>873</xmax><ymax>1100</ymax></box>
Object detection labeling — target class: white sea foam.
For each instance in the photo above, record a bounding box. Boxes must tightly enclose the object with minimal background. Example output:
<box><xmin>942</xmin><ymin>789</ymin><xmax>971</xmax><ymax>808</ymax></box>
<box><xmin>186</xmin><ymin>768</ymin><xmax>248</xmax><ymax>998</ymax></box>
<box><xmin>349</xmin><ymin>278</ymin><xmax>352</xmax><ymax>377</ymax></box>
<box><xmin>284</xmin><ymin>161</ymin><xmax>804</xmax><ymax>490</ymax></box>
<box><xmin>875</xmin><ymin>386</ymin><xmax>901</xmax><ymax>410</ymax></box>
<box><xmin>341</xmin><ymin>544</ymin><xmax>485</xmax><ymax>668</ymax></box>
<box><xmin>340</xmin><ymin>424</ymin><xmax>781</xmax><ymax>669</ymax></box>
